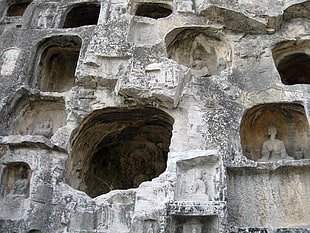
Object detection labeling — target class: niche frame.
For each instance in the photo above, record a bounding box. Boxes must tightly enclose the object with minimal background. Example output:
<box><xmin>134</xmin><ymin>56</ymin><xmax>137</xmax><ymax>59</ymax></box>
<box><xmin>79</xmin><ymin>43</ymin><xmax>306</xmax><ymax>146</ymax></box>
<box><xmin>0</xmin><ymin>88</ymin><xmax>67</xmax><ymax>138</ymax></box>
<box><xmin>61</xmin><ymin>2</ymin><xmax>101</xmax><ymax>28</ymax></box>
<box><xmin>33</xmin><ymin>35</ymin><xmax>82</xmax><ymax>93</ymax></box>
<box><xmin>0</xmin><ymin>162</ymin><xmax>31</xmax><ymax>198</ymax></box>
<box><xmin>240</xmin><ymin>102</ymin><xmax>310</xmax><ymax>161</ymax></box>
<box><xmin>165</xmin><ymin>26</ymin><xmax>232</xmax><ymax>77</ymax></box>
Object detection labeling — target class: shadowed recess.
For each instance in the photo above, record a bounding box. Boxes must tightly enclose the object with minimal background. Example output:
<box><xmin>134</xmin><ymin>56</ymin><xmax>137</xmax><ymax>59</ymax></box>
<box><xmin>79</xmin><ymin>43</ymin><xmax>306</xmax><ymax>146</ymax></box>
<box><xmin>63</xmin><ymin>3</ymin><xmax>100</xmax><ymax>28</ymax></box>
<box><xmin>135</xmin><ymin>3</ymin><xmax>172</xmax><ymax>19</ymax></box>
<box><xmin>66</xmin><ymin>107</ymin><xmax>174</xmax><ymax>198</ymax></box>
<box><xmin>35</xmin><ymin>35</ymin><xmax>82</xmax><ymax>92</ymax></box>
<box><xmin>283</xmin><ymin>1</ymin><xmax>310</xmax><ymax>21</ymax></box>
<box><xmin>6</xmin><ymin>1</ymin><xmax>31</xmax><ymax>16</ymax></box>
<box><xmin>272</xmin><ymin>40</ymin><xmax>310</xmax><ymax>85</ymax></box>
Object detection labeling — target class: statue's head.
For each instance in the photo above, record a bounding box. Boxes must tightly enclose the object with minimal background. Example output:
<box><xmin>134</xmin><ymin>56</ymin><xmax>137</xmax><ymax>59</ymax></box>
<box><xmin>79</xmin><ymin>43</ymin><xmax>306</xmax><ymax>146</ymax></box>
<box><xmin>267</xmin><ymin>124</ymin><xmax>277</xmax><ymax>136</ymax></box>
<box><xmin>43</xmin><ymin>121</ymin><xmax>50</xmax><ymax>128</ymax></box>
<box><xmin>17</xmin><ymin>166</ymin><xmax>28</xmax><ymax>179</ymax></box>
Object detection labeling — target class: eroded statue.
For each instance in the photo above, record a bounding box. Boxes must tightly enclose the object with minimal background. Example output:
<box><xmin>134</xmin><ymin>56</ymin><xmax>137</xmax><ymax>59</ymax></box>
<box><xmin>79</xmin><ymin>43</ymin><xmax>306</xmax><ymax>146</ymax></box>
<box><xmin>8</xmin><ymin>166</ymin><xmax>29</xmax><ymax>197</ymax></box>
<box><xmin>259</xmin><ymin>124</ymin><xmax>293</xmax><ymax>162</ymax></box>
<box><xmin>35</xmin><ymin>121</ymin><xmax>53</xmax><ymax>138</ymax></box>
<box><xmin>1</xmin><ymin>166</ymin><xmax>30</xmax><ymax>219</ymax></box>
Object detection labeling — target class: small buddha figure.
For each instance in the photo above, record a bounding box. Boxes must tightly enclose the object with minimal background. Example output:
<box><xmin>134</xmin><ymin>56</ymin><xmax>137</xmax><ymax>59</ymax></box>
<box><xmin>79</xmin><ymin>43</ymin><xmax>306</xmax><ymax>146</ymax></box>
<box><xmin>259</xmin><ymin>124</ymin><xmax>293</xmax><ymax>161</ymax></box>
<box><xmin>193</xmin><ymin>171</ymin><xmax>206</xmax><ymax>194</ymax></box>
<box><xmin>35</xmin><ymin>121</ymin><xmax>53</xmax><ymax>138</ymax></box>
<box><xmin>183</xmin><ymin>219</ymin><xmax>202</xmax><ymax>233</ymax></box>
<box><xmin>1</xmin><ymin>166</ymin><xmax>30</xmax><ymax>219</ymax></box>
<box><xmin>9</xmin><ymin>166</ymin><xmax>29</xmax><ymax>197</ymax></box>
<box><xmin>190</xmin><ymin>48</ymin><xmax>210</xmax><ymax>77</ymax></box>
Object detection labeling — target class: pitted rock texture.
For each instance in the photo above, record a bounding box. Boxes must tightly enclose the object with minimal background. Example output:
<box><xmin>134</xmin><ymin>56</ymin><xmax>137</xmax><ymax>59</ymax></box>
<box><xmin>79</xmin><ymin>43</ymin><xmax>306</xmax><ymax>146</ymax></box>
<box><xmin>0</xmin><ymin>0</ymin><xmax>309</xmax><ymax>232</ymax></box>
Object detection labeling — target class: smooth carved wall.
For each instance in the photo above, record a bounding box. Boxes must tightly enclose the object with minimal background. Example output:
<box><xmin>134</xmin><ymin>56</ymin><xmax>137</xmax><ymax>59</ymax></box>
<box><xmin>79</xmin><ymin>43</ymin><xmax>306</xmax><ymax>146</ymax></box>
<box><xmin>240</xmin><ymin>103</ymin><xmax>310</xmax><ymax>161</ymax></box>
<box><xmin>35</xmin><ymin>36</ymin><xmax>81</xmax><ymax>92</ymax></box>
<box><xmin>66</xmin><ymin>107</ymin><xmax>174</xmax><ymax>198</ymax></box>
<box><xmin>227</xmin><ymin>167</ymin><xmax>310</xmax><ymax>228</ymax></box>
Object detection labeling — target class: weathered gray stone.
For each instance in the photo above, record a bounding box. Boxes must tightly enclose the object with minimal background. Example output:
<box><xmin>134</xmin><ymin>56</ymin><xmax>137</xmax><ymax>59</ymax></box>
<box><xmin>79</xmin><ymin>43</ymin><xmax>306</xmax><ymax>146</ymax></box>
<box><xmin>0</xmin><ymin>0</ymin><xmax>309</xmax><ymax>232</ymax></box>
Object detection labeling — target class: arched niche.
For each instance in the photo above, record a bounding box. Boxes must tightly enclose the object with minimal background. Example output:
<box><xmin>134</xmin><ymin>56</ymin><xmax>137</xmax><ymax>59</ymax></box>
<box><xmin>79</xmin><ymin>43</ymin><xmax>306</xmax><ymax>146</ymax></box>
<box><xmin>27</xmin><ymin>230</ymin><xmax>42</xmax><ymax>233</ymax></box>
<box><xmin>134</xmin><ymin>3</ymin><xmax>172</xmax><ymax>19</ymax></box>
<box><xmin>6</xmin><ymin>0</ymin><xmax>32</xmax><ymax>17</ymax></box>
<box><xmin>0</xmin><ymin>162</ymin><xmax>31</xmax><ymax>198</ymax></box>
<box><xmin>240</xmin><ymin>103</ymin><xmax>310</xmax><ymax>161</ymax></box>
<box><xmin>62</xmin><ymin>3</ymin><xmax>100</xmax><ymax>28</ymax></box>
<box><xmin>35</xmin><ymin>35</ymin><xmax>82</xmax><ymax>92</ymax></box>
<box><xmin>283</xmin><ymin>1</ymin><xmax>310</xmax><ymax>21</ymax></box>
<box><xmin>165</xmin><ymin>27</ymin><xmax>231</xmax><ymax>77</ymax></box>
<box><xmin>1</xmin><ymin>91</ymin><xmax>67</xmax><ymax>138</ymax></box>
<box><xmin>272</xmin><ymin>40</ymin><xmax>310</xmax><ymax>85</ymax></box>
<box><xmin>66</xmin><ymin>107</ymin><xmax>174</xmax><ymax>198</ymax></box>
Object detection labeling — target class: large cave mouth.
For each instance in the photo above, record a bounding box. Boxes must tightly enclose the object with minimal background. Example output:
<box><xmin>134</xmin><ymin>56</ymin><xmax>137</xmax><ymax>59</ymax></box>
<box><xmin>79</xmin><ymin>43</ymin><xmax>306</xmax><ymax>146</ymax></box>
<box><xmin>66</xmin><ymin>107</ymin><xmax>174</xmax><ymax>198</ymax></box>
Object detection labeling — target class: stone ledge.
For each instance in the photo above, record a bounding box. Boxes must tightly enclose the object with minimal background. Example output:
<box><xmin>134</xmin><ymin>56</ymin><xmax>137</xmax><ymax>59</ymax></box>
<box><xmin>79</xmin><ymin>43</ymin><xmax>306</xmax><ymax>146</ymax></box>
<box><xmin>0</xmin><ymin>135</ymin><xmax>66</xmax><ymax>152</ymax></box>
<box><xmin>226</xmin><ymin>159</ymin><xmax>310</xmax><ymax>170</ymax></box>
<box><xmin>167</xmin><ymin>200</ymin><xmax>226</xmax><ymax>216</ymax></box>
<box><xmin>228</xmin><ymin>227</ymin><xmax>310</xmax><ymax>233</ymax></box>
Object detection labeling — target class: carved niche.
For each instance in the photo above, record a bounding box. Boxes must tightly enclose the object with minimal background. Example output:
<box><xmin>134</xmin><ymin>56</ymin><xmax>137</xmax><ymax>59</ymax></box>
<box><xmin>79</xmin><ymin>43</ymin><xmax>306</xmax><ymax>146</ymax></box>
<box><xmin>34</xmin><ymin>35</ymin><xmax>82</xmax><ymax>92</ymax></box>
<box><xmin>6</xmin><ymin>93</ymin><xmax>67</xmax><ymax>138</ymax></box>
<box><xmin>134</xmin><ymin>2</ymin><xmax>172</xmax><ymax>19</ymax></box>
<box><xmin>6</xmin><ymin>0</ymin><xmax>32</xmax><ymax>17</ymax></box>
<box><xmin>240</xmin><ymin>103</ymin><xmax>310</xmax><ymax>161</ymax></box>
<box><xmin>0</xmin><ymin>48</ymin><xmax>20</xmax><ymax>76</ymax></box>
<box><xmin>272</xmin><ymin>40</ymin><xmax>310</xmax><ymax>85</ymax></box>
<box><xmin>175</xmin><ymin>155</ymin><xmax>221</xmax><ymax>201</ymax></box>
<box><xmin>62</xmin><ymin>3</ymin><xmax>100</xmax><ymax>28</ymax></box>
<box><xmin>172</xmin><ymin>216</ymin><xmax>219</xmax><ymax>233</ymax></box>
<box><xmin>0</xmin><ymin>162</ymin><xmax>31</xmax><ymax>219</ymax></box>
<box><xmin>165</xmin><ymin>27</ymin><xmax>231</xmax><ymax>77</ymax></box>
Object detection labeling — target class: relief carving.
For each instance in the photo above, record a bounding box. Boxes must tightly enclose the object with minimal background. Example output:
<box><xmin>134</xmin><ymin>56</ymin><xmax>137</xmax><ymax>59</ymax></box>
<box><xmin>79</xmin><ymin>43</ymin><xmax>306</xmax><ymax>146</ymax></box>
<box><xmin>0</xmin><ymin>164</ymin><xmax>31</xmax><ymax>219</ymax></box>
<box><xmin>259</xmin><ymin>124</ymin><xmax>294</xmax><ymax>162</ymax></box>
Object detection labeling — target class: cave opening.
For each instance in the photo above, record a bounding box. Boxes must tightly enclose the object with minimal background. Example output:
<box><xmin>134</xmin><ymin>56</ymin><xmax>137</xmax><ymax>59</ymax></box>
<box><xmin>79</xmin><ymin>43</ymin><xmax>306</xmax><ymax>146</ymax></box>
<box><xmin>35</xmin><ymin>36</ymin><xmax>81</xmax><ymax>92</ymax></box>
<box><xmin>63</xmin><ymin>4</ymin><xmax>100</xmax><ymax>28</ymax></box>
<box><xmin>277</xmin><ymin>53</ymin><xmax>310</xmax><ymax>85</ymax></box>
<box><xmin>135</xmin><ymin>3</ymin><xmax>172</xmax><ymax>19</ymax></box>
<box><xmin>67</xmin><ymin>107</ymin><xmax>174</xmax><ymax>198</ymax></box>
<box><xmin>272</xmin><ymin>40</ymin><xmax>310</xmax><ymax>85</ymax></box>
<box><xmin>6</xmin><ymin>1</ymin><xmax>31</xmax><ymax>16</ymax></box>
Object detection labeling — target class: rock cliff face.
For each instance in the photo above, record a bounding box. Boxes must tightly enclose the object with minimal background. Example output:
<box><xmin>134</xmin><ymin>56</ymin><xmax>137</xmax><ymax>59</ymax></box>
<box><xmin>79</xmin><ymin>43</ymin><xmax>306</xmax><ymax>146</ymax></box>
<box><xmin>0</xmin><ymin>0</ymin><xmax>309</xmax><ymax>232</ymax></box>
